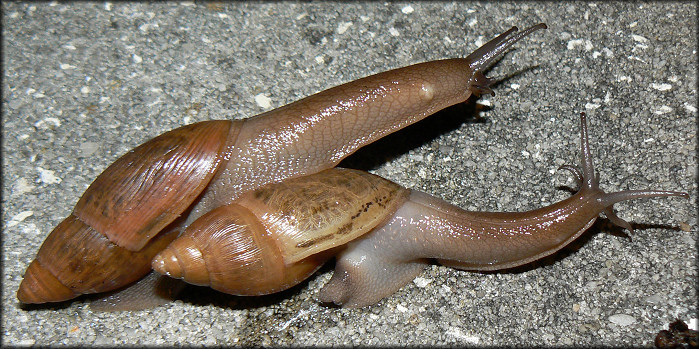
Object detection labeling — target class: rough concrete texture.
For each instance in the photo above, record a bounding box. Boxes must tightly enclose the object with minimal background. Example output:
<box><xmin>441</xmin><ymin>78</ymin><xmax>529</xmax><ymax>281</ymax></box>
<box><xmin>2</xmin><ymin>2</ymin><xmax>696</xmax><ymax>347</ymax></box>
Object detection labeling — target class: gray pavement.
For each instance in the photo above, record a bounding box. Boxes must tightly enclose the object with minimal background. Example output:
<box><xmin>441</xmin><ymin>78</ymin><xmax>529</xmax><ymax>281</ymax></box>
<box><xmin>2</xmin><ymin>2</ymin><xmax>696</xmax><ymax>346</ymax></box>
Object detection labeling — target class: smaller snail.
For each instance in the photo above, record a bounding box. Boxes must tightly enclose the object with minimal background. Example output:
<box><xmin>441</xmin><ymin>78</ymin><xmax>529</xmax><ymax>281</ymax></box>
<box><xmin>152</xmin><ymin>112</ymin><xmax>688</xmax><ymax>308</ymax></box>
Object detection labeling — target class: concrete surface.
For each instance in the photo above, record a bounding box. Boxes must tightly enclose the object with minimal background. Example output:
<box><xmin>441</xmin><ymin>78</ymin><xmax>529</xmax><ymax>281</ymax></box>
<box><xmin>2</xmin><ymin>1</ymin><xmax>696</xmax><ymax>346</ymax></box>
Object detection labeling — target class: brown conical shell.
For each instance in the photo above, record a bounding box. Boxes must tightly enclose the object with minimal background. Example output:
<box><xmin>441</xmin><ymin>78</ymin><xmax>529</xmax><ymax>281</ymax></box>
<box><xmin>17</xmin><ymin>214</ymin><xmax>180</xmax><ymax>304</ymax></box>
<box><xmin>152</xmin><ymin>168</ymin><xmax>409</xmax><ymax>296</ymax></box>
<box><xmin>153</xmin><ymin>203</ymin><xmax>329</xmax><ymax>296</ymax></box>
<box><xmin>73</xmin><ymin>120</ymin><xmax>235</xmax><ymax>251</ymax></box>
<box><xmin>18</xmin><ymin>120</ymin><xmax>236</xmax><ymax>304</ymax></box>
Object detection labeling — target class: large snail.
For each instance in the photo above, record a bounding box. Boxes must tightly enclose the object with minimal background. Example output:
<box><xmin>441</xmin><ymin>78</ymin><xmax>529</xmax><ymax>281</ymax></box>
<box><xmin>17</xmin><ymin>23</ymin><xmax>549</xmax><ymax>306</ymax></box>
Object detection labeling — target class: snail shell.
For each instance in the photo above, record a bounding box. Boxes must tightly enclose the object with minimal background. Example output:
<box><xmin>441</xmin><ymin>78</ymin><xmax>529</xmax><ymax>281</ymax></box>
<box><xmin>17</xmin><ymin>121</ymin><xmax>235</xmax><ymax>303</ymax></box>
<box><xmin>151</xmin><ymin>168</ymin><xmax>409</xmax><ymax>295</ymax></box>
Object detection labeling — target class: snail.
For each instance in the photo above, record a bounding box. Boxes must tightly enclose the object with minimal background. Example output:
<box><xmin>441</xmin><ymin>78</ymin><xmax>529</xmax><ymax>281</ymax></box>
<box><xmin>150</xmin><ymin>112</ymin><xmax>687</xmax><ymax>307</ymax></box>
<box><xmin>17</xmin><ymin>23</ymin><xmax>549</xmax><ymax>305</ymax></box>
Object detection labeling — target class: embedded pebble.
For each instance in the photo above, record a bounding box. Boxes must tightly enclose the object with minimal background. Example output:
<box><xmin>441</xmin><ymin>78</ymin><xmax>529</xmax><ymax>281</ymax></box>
<box><xmin>413</xmin><ymin>277</ymin><xmax>432</xmax><ymax>288</ymax></box>
<box><xmin>255</xmin><ymin>93</ymin><xmax>272</xmax><ymax>109</ymax></box>
<box><xmin>7</xmin><ymin>211</ymin><xmax>34</xmax><ymax>228</ymax></box>
<box><xmin>609</xmin><ymin>314</ymin><xmax>636</xmax><ymax>326</ymax></box>
<box><xmin>37</xmin><ymin>167</ymin><xmax>62</xmax><ymax>184</ymax></box>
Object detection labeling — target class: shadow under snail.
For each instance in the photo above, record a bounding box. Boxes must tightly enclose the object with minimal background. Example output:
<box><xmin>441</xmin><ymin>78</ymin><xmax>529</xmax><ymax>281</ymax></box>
<box><xmin>16</xmin><ymin>23</ymin><xmax>688</xmax><ymax>309</ymax></box>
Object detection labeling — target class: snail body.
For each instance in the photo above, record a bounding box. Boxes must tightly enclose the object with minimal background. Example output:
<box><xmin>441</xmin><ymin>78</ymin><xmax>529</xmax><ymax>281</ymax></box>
<box><xmin>152</xmin><ymin>113</ymin><xmax>687</xmax><ymax>307</ymax></box>
<box><xmin>17</xmin><ymin>23</ymin><xmax>549</xmax><ymax>305</ymax></box>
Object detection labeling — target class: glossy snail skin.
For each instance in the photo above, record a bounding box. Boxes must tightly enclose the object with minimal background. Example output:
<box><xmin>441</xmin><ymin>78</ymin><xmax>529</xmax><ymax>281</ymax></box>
<box><xmin>317</xmin><ymin>113</ymin><xmax>688</xmax><ymax>307</ymax></box>
<box><xmin>154</xmin><ymin>113</ymin><xmax>687</xmax><ymax>308</ymax></box>
<box><xmin>17</xmin><ymin>23</ymin><xmax>548</xmax><ymax>305</ymax></box>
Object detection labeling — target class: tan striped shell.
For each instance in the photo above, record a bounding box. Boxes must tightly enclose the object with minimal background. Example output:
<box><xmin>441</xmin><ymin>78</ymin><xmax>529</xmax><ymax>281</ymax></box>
<box><xmin>151</xmin><ymin>168</ymin><xmax>409</xmax><ymax>295</ymax></box>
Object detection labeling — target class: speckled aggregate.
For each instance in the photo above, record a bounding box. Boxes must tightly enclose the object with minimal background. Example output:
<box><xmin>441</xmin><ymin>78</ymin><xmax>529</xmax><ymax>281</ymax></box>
<box><xmin>2</xmin><ymin>2</ymin><xmax>696</xmax><ymax>346</ymax></box>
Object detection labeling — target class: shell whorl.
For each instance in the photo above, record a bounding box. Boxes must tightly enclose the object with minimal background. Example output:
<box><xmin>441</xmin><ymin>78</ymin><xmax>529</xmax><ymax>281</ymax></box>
<box><xmin>17</xmin><ymin>215</ymin><xmax>180</xmax><ymax>303</ymax></box>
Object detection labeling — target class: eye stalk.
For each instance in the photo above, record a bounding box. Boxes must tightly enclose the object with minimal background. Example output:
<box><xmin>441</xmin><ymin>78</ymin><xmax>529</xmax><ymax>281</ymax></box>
<box><xmin>556</xmin><ymin>112</ymin><xmax>688</xmax><ymax>234</ymax></box>
<box><xmin>464</xmin><ymin>23</ymin><xmax>548</xmax><ymax>96</ymax></box>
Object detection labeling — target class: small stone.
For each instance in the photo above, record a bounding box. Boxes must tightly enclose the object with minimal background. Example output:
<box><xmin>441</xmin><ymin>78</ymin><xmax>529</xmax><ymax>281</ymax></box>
<box><xmin>609</xmin><ymin>314</ymin><xmax>636</xmax><ymax>326</ymax></box>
